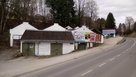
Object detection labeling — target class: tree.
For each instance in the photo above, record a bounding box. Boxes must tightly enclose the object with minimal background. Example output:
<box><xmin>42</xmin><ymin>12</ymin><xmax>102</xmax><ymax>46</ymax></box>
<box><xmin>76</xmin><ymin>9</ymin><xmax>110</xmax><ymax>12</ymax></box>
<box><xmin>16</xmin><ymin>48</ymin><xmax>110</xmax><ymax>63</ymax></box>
<box><xmin>118</xmin><ymin>23</ymin><xmax>126</xmax><ymax>36</ymax></box>
<box><xmin>96</xmin><ymin>18</ymin><xmax>106</xmax><ymax>29</ymax></box>
<box><xmin>0</xmin><ymin>0</ymin><xmax>11</xmax><ymax>33</ymax></box>
<box><xmin>75</xmin><ymin>0</ymin><xmax>85</xmax><ymax>27</ymax></box>
<box><xmin>46</xmin><ymin>0</ymin><xmax>76</xmax><ymax>27</ymax></box>
<box><xmin>84</xmin><ymin>0</ymin><xmax>98</xmax><ymax>21</ymax></box>
<box><xmin>84</xmin><ymin>0</ymin><xmax>98</xmax><ymax>29</ymax></box>
<box><xmin>105</xmin><ymin>12</ymin><xmax>116</xmax><ymax>29</ymax></box>
<box><xmin>75</xmin><ymin>0</ymin><xmax>98</xmax><ymax>28</ymax></box>
<box><xmin>133</xmin><ymin>22</ymin><xmax>136</xmax><ymax>32</ymax></box>
<box><xmin>125</xmin><ymin>16</ymin><xmax>134</xmax><ymax>32</ymax></box>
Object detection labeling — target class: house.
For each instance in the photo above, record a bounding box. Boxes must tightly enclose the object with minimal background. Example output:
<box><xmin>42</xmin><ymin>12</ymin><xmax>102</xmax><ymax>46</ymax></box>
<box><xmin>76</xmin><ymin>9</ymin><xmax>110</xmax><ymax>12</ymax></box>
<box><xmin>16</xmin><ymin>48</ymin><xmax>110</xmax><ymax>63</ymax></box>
<box><xmin>10</xmin><ymin>22</ymin><xmax>37</xmax><ymax>47</ymax></box>
<box><xmin>72</xmin><ymin>25</ymin><xmax>95</xmax><ymax>50</ymax></box>
<box><xmin>20</xmin><ymin>30</ymin><xmax>75</xmax><ymax>56</ymax></box>
<box><xmin>44</xmin><ymin>23</ymin><xmax>67</xmax><ymax>31</ymax></box>
<box><xmin>102</xmin><ymin>29</ymin><xmax>116</xmax><ymax>38</ymax></box>
<box><xmin>92</xmin><ymin>29</ymin><xmax>104</xmax><ymax>43</ymax></box>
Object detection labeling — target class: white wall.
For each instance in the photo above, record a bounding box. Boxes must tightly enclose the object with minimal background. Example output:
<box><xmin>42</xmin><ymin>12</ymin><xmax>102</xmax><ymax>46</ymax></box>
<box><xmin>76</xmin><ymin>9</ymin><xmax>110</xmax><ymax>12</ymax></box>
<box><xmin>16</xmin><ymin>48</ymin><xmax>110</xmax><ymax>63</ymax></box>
<box><xmin>10</xmin><ymin>22</ymin><xmax>37</xmax><ymax>47</ymax></box>
<box><xmin>63</xmin><ymin>43</ymin><xmax>74</xmax><ymax>54</ymax></box>
<box><xmin>101</xmin><ymin>35</ymin><xmax>104</xmax><ymax>43</ymax></box>
<box><xmin>35</xmin><ymin>42</ymin><xmax>51</xmax><ymax>56</ymax></box>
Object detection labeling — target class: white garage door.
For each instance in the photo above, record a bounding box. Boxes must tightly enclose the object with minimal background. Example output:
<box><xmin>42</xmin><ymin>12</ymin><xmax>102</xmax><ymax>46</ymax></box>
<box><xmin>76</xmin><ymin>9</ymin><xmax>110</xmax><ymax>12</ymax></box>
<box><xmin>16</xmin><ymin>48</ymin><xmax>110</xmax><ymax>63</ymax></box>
<box><xmin>39</xmin><ymin>42</ymin><xmax>50</xmax><ymax>55</ymax></box>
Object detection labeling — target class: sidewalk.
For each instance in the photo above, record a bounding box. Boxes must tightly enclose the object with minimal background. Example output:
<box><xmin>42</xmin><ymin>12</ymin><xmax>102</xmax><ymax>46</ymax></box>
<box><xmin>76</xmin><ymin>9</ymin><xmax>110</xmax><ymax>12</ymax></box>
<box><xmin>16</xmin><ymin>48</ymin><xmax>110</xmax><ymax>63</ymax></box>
<box><xmin>0</xmin><ymin>37</ymin><xmax>123</xmax><ymax>77</ymax></box>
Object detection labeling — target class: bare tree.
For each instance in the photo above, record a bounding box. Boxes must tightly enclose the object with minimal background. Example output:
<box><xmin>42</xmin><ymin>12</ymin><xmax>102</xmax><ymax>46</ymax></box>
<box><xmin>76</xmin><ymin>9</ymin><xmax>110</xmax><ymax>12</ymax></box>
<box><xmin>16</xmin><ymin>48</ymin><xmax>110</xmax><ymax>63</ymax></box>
<box><xmin>0</xmin><ymin>0</ymin><xmax>11</xmax><ymax>33</ymax></box>
<box><xmin>118</xmin><ymin>23</ymin><xmax>126</xmax><ymax>36</ymax></box>
<box><xmin>75</xmin><ymin>0</ymin><xmax>98</xmax><ymax>28</ymax></box>
<box><xmin>125</xmin><ymin>16</ymin><xmax>134</xmax><ymax>31</ymax></box>
<box><xmin>84</xmin><ymin>0</ymin><xmax>98</xmax><ymax>21</ymax></box>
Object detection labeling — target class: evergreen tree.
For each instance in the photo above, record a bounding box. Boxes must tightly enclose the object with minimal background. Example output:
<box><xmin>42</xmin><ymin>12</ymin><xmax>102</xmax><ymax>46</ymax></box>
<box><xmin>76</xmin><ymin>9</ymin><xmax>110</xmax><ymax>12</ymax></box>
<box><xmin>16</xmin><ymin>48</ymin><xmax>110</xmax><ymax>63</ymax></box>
<box><xmin>46</xmin><ymin>0</ymin><xmax>76</xmax><ymax>27</ymax></box>
<box><xmin>105</xmin><ymin>12</ymin><xmax>116</xmax><ymax>29</ymax></box>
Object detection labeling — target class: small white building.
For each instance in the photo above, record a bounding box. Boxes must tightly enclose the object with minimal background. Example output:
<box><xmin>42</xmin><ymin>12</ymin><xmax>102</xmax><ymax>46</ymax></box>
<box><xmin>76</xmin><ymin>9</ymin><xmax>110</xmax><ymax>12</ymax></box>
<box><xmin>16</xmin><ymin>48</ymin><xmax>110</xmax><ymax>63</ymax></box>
<box><xmin>102</xmin><ymin>29</ymin><xmax>116</xmax><ymax>38</ymax></box>
<box><xmin>10</xmin><ymin>22</ymin><xmax>37</xmax><ymax>47</ymax></box>
<box><xmin>72</xmin><ymin>25</ymin><xmax>94</xmax><ymax>49</ymax></box>
<box><xmin>20</xmin><ymin>30</ymin><xmax>75</xmax><ymax>56</ymax></box>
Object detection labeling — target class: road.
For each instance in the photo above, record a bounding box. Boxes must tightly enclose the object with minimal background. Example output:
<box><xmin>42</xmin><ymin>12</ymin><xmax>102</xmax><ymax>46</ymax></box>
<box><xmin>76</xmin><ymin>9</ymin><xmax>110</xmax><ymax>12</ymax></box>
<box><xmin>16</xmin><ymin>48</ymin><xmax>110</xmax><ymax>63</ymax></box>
<box><xmin>17</xmin><ymin>38</ymin><xmax>136</xmax><ymax>77</ymax></box>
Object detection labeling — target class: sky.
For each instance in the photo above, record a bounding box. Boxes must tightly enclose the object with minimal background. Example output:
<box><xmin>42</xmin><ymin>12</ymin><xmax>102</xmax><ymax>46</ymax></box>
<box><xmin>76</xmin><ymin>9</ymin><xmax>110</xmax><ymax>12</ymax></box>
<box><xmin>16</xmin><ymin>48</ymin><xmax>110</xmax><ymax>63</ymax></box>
<box><xmin>95</xmin><ymin>0</ymin><xmax>136</xmax><ymax>26</ymax></box>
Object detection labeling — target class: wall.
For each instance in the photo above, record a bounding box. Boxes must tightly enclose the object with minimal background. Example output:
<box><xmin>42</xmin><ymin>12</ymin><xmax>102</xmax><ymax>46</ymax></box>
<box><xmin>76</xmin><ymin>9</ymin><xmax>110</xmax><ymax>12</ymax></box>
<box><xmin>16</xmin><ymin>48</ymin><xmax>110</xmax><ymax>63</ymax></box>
<box><xmin>35</xmin><ymin>42</ymin><xmax>51</xmax><ymax>56</ymax></box>
<box><xmin>63</xmin><ymin>43</ymin><xmax>74</xmax><ymax>54</ymax></box>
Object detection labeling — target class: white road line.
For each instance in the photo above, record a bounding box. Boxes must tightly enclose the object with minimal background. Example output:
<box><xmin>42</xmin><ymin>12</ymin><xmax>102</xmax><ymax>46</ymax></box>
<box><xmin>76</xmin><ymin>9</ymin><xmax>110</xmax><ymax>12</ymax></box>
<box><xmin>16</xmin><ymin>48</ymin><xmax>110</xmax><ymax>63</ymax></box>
<box><xmin>109</xmin><ymin>57</ymin><xmax>116</xmax><ymax>61</ymax></box>
<box><xmin>81</xmin><ymin>69</ymin><xmax>94</xmax><ymax>76</ymax></box>
<box><xmin>125</xmin><ymin>40</ymin><xmax>136</xmax><ymax>52</ymax></box>
<box><xmin>122</xmin><ymin>51</ymin><xmax>126</xmax><ymax>54</ymax></box>
<box><xmin>116</xmin><ymin>54</ymin><xmax>122</xmax><ymax>57</ymax></box>
<box><xmin>98</xmin><ymin>62</ymin><xmax>107</xmax><ymax>67</ymax></box>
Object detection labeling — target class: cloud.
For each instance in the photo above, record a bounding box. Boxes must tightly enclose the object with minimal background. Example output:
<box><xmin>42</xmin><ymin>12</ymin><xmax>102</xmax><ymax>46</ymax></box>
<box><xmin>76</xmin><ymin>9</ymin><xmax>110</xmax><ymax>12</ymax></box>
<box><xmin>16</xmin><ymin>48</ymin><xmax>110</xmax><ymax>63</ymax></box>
<box><xmin>96</xmin><ymin>0</ymin><xmax>136</xmax><ymax>25</ymax></box>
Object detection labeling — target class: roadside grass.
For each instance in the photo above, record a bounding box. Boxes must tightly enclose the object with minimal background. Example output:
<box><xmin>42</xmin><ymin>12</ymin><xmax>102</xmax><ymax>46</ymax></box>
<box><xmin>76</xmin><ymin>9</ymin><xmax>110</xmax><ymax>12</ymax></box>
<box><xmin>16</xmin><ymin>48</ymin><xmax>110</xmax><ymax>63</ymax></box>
<box><xmin>129</xmin><ymin>32</ymin><xmax>136</xmax><ymax>38</ymax></box>
<box><xmin>93</xmin><ymin>43</ymin><xmax>102</xmax><ymax>47</ymax></box>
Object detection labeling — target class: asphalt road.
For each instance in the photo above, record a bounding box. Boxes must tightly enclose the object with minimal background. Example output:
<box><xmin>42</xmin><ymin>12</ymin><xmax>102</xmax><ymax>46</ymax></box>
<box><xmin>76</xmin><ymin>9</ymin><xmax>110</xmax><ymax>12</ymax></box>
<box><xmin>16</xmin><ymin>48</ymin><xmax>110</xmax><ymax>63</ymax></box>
<box><xmin>18</xmin><ymin>38</ymin><xmax>136</xmax><ymax>77</ymax></box>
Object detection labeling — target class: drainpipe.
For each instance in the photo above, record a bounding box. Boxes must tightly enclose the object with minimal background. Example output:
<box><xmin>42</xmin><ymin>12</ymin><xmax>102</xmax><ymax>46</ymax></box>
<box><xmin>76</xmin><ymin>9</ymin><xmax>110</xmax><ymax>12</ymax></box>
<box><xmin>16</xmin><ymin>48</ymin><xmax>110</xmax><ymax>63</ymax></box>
<box><xmin>20</xmin><ymin>41</ymin><xmax>23</xmax><ymax>53</ymax></box>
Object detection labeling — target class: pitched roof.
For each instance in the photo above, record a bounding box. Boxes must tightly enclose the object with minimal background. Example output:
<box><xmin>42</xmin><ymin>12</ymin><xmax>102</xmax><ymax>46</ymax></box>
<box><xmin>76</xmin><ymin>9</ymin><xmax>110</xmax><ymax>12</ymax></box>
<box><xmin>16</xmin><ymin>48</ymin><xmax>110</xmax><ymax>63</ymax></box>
<box><xmin>10</xmin><ymin>22</ymin><xmax>37</xmax><ymax>35</ymax></box>
<box><xmin>21</xmin><ymin>30</ymin><xmax>74</xmax><ymax>42</ymax></box>
<box><xmin>44</xmin><ymin>23</ymin><xmax>67</xmax><ymax>31</ymax></box>
<box><xmin>73</xmin><ymin>25</ymin><xmax>94</xmax><ymax>33</ymax></box>
<box><xmin>65</xmin><ymin>26</ymin><xmax>73</xmax><ymax>30</ymax></box>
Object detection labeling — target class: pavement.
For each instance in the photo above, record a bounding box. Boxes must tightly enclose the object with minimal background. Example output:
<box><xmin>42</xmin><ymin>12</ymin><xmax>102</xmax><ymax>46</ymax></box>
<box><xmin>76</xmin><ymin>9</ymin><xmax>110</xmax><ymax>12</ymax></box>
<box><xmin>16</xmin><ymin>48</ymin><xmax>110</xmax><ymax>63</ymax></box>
<box><xmin>18</xmin><ymin>37</ymin><xmax>136</xmax><ymax>77</ymax></box>
<box><xmin>0</xmin><ymin>36</ymin><xmax>123</xmax><ymax>77</ymax></box>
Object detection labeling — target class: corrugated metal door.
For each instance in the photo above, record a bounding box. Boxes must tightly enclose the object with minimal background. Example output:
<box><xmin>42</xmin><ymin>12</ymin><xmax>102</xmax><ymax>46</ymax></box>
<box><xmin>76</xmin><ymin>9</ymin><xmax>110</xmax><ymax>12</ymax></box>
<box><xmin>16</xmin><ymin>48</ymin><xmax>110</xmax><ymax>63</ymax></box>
<box><xmin>22</xmin><ymin>43</ymin><xmax>35</xmax><ymax>56</ymax></box>
<box><xmin>51</xmin><ymin>43</ymin><xmax>62</xmax><ymax>56</ymax></box>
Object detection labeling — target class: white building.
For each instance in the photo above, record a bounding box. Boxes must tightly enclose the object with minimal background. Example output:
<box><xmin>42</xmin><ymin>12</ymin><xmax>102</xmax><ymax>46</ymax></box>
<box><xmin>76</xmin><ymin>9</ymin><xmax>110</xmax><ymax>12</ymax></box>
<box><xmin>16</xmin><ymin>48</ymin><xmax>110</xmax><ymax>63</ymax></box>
<box><xmin>10</xmin><ymin>22</ymin><xmax>37</xmax><ymax>47</ymax></box>
<box><xmin>20</xmin><ymin>23</ymin><xmax>75</xmax><ymax>56</ymax></box>
<box><xmin>20</xmin><ymin>30</ymin><xmax>75</xmax><ymax>56</ymax></box>
<box><xmin>72</xmin><ymin>25</ymin><xmax>94</xmax><ymax>49</ymax></box>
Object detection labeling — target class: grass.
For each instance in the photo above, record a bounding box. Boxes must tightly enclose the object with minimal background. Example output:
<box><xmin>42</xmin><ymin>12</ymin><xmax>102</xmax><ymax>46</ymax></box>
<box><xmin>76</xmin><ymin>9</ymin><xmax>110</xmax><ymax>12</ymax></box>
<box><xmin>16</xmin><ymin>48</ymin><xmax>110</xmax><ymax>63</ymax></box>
<box><xmin>129</xmin><ymin>32</ymin><xmax>136</xmax><ymax>38</ymax></box>
<box><xmin>93</xmin><ymin>43</ymin><xmax>102</xmax><ymax>47</ymax></box>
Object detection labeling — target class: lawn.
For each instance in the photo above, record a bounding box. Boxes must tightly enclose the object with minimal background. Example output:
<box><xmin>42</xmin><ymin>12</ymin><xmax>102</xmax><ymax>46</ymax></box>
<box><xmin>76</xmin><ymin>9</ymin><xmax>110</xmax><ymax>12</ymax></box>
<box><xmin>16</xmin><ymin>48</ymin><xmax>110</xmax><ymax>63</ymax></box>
<box><xmin>129</xmin><ymin>32</ymin><xmax>136</xmax><ymax>38</ymax></box>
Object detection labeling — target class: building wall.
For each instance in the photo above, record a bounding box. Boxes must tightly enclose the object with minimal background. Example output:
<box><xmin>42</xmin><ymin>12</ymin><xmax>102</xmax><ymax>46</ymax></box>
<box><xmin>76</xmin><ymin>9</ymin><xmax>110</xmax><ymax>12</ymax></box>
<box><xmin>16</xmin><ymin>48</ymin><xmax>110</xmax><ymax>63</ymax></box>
<box><xmin>63</xmin><ymin>43</ymin><xmax>74</xmax><ymax>54</ymax></box>
<box><xmin>35</xmin><ymin>42</ymin><xmax>51</xmax><ymax>56</ymax></box>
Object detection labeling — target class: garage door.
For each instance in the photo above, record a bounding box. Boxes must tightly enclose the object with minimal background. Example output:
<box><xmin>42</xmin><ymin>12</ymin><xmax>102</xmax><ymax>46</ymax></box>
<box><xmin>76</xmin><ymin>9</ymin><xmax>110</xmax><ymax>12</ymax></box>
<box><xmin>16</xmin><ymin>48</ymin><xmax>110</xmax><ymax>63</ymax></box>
<box><xmin>22</xmin><ymin>43</ymin><xmax>35</xmax><ymax>56</ymax></box>
<box><xmin>39</xmin><ymin>42</ymin><xmax>50</xmax><ymax>55</ymax></box>
<box><xmin>51</xmin><ymin>43</ymin><xmax>62</xmax><ymax>56</ymax></box>
<box><xmin>78</xmin><ymin>43</ymin><xmax>87</xmax><ymax>50</ymax></box>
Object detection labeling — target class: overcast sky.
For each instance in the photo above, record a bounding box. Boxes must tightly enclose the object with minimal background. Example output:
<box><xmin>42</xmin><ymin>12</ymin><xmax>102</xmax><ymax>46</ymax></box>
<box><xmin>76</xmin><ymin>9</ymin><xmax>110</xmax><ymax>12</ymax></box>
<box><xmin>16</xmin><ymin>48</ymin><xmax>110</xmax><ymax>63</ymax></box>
<box><xmin>95</xmin><ymin>0</ymin><xmax>136</xmax><ymax>26</ymax></box>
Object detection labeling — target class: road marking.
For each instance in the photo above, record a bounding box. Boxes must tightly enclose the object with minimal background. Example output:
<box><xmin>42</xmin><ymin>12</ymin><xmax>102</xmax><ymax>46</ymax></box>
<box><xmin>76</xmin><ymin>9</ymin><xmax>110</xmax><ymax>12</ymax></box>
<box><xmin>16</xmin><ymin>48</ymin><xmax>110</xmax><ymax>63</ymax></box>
<box><xmin>109</xmin><ymin>57</ymin><xmax>115</xmax><ymax>61</ymax></box>
<box><xmin>125</xmin><ymin>40</ymin><xmax>136</xmax><ymax>52</ymax></box>
<box><xmin>116</xmin><ymin>54</ymin><xmax>121</xmax><ymax>57</ymax></box>
<box><xmin>98</xmin><ymin>62</ymin><xmax>106</xmax><ymax>67</ymax></box>
<box><xmin>122</xmin><ymin>51</ymin><xmax>126</xmax><ymax>54</ymax></box>
<box><xmin>81</xmin><ymin>69</ymin><xmax>94</xmax><ymax>76</ymax></box>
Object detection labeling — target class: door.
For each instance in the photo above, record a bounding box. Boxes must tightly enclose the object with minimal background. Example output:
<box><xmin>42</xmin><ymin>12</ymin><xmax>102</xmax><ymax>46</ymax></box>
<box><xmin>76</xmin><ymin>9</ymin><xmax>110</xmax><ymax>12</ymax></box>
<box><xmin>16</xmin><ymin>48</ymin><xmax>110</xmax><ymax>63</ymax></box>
<box><xmin>22</xmin><ymin>43</ymin><xmax>35</xmax><ymax>56</ymax></box>
<box><xmin>51</xmin><ymin>43</ymin><xmax>62</xmax><ymax>56</ymax></box>
<box><xmin>78</xmin><ymin>43</ymin><xmax>87</xmax><ymax>50</ymax></box>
